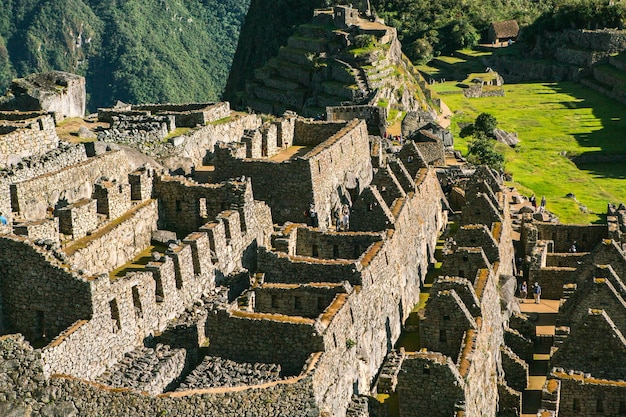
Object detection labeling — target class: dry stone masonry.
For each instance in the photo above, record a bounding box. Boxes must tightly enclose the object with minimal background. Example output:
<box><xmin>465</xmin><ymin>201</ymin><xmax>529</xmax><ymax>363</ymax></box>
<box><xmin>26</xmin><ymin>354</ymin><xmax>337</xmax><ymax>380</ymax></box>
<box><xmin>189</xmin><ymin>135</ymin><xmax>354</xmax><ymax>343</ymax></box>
<box><xmin>1</xmin><ymin>6</ymin><xmax>626</xmax><ymax>417</ymax></box>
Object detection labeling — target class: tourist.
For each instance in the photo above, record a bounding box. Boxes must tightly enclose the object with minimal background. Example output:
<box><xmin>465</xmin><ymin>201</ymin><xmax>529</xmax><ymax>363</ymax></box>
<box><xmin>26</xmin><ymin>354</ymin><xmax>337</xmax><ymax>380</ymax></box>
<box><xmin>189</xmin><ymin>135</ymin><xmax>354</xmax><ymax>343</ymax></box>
<box><xmin>342</xmin><ymin>204</ymin><xmax>350</xmax><ymax>231</ymax></box>
<box><xmin>0</xmin><ymin>212</ymin><xmax>6</xmax><ymax>225</ymax></box>
<box><xmin>540</xmin><ymin>196</ymin><xmax>546</xmax><ymax>212</ymax></box>
<box><xmin>569</xmin><ymin>241</ymin><xmax>577</xmax><ymax>253</ymax></box>
<box><xmin>334</xmin><ymin>208</ymin><xmax>341</xmax><ymax>232</ymax></box>
<box><xmin>530</xmin><ymin>194</ymin><xmax>537</xmax><ymax>211</ymax></box>
<box><xmin>309</xmin><ymin>203</ymin><xmax>318</xmax><ymax>228</ymax></box>
<box><xmin>533</xmin><ymin>282</ymin><xmax>542</xmax><ymax>304</ymax></box>
<box><xmin>519</xmin><ymin>281</ymin><xmax>528</xmax><ymax>302</ymax></box>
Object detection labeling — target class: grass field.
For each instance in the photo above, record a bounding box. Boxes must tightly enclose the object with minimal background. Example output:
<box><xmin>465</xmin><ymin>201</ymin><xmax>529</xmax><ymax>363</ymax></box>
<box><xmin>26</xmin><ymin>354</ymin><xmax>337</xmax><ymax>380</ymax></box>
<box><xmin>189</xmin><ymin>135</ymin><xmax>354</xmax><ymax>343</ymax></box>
<box><xmin>432</xmin><ymin>81</ymin><xmax>626</xmax><ymax>224</ymax></box>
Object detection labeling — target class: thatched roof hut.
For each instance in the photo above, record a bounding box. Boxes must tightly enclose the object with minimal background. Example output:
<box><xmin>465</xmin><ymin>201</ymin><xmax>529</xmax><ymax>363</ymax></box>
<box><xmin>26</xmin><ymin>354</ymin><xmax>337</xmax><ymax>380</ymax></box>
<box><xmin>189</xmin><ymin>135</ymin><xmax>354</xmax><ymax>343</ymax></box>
<box><xmin>488</xmin><ymin>20</ymin><xmax>519</xmax><ymax>44</ymax></box>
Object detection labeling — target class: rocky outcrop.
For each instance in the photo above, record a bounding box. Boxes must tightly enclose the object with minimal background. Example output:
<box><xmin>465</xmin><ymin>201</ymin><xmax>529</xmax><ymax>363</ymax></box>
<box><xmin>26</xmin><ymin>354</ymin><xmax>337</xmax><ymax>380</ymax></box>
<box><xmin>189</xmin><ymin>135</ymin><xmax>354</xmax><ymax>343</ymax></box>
<box><xmin>1</xmin><ymin>71</ymin><xmax>86</xmax><ymax>120</ymax></box>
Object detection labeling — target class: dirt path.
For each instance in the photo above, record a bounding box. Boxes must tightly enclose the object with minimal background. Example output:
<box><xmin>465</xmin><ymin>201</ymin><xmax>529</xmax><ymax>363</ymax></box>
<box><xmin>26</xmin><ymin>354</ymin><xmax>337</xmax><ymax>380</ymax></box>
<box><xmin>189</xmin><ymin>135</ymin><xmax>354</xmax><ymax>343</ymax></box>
<box><xmin>438</xmin><ymin>100</ymin><xmax>452</xmax><ymax>129</ymax></box>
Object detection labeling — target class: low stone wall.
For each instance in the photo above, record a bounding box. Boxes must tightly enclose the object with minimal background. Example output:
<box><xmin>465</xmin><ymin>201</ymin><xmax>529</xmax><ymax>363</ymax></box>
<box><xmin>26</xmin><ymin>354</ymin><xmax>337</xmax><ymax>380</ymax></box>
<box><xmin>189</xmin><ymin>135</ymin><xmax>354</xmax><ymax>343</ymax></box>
<box><xmin>554</xmin><ymin>371</ymin><xmax>626</xmax><ymax>417</ymax></box>
<box><xmin>63</xmin><ymin>199</ymin><xmax>159</xmax><ymax>274</ymax></box>
<box><xmin>0</xmin><ymin>114</ymin><xmax>59</xmax><ymax>169</ymax></box>
<box><xmin>0</xmin><ymin>335</ymin><xmax>321</xmax><ymax>417</ymax></box>
<box><xmin>95</xmin><ymin>344</ymin><xmax>190</xmax><ymax>395</ymax></box>
<box><xmin>176</xmin><ymin>356</ymin><xmax>283</xmax><ymax>390</ymax></box>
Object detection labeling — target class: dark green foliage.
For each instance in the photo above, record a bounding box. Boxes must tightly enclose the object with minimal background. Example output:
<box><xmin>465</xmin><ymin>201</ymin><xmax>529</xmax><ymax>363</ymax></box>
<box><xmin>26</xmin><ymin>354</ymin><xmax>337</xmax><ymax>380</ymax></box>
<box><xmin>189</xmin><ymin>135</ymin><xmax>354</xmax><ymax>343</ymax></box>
<box><xmin>521</xmin><ymin>0</ymin><xmax>626</xmax><ymax>44</ymax></box>
<box><xmin>460</xmin><ymin>112</ymin><xmax>497</xmax><ymax>139</ymax></box>
<box><xmin>0</xmin><ymin>0</ymin><xmax>250</xmax><ymax>111</ymax></box>
<box><xmin>459</xmin><ymin>124</ymin><xmax>475</xmax><ymax>139</ymax></box>
<box><xmin>369</xmin><ymin>0</ymin><xmax>555</xmax><ymax>61</ymax></box>
<box><xmin>468</xmin><ymin>131</ymin><xmax>505</xmax><ymax>171</ymax></box>
<box><xmin>464</xmin><ymin>112</ymin><xmax>503</xmax><ymax>169</ymax></box>
<box><xmin>474</xmin><ymin>113</ymin><xmax>497</xmax><ymax>138</ymax></box>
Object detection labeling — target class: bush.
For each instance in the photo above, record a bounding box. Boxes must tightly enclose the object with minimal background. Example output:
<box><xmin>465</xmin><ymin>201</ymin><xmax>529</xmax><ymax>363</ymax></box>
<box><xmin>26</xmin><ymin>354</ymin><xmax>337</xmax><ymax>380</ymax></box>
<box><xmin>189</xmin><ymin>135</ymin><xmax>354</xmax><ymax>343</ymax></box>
<box><xmin>468</xmin><ymin>131</ymin><xmax>505</xmax><ymax>171</ymax></box>
<box><xmin>474</xmin><ymin>112</ymin><xmax>498</xmax><ymax>137</ymax></box>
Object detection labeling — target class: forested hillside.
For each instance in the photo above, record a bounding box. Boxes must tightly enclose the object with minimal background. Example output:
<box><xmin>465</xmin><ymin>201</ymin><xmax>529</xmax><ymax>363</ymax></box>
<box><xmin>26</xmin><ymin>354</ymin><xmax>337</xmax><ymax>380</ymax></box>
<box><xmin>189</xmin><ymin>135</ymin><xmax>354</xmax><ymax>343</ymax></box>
<box><xmin>372</xmin><ymin>0</ymin><xmax>626</xmax><ymax>62</ymax></box>
<box><xmin>0</xmin><ymin>0</ymin><xmax>249</xmax><ymax>110</ymax></box>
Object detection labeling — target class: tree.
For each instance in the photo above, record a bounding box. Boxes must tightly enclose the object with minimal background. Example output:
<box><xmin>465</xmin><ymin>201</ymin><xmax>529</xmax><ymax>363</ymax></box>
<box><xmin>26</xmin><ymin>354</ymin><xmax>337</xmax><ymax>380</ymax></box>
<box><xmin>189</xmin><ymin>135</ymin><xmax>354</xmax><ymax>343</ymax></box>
<box><xmin>474</xmin><ymin>112</ymin><xmax>498</xmax><ymax>138</ymax></box>
<box><xmin>467</xmin><ymin>131</ymin><xmax>505</xmax><ymax>171</ymax></box>
<box><xmin>450</xmin><ymin>21</ymin><xmax>480</xmax><ymax>49</ymax></box>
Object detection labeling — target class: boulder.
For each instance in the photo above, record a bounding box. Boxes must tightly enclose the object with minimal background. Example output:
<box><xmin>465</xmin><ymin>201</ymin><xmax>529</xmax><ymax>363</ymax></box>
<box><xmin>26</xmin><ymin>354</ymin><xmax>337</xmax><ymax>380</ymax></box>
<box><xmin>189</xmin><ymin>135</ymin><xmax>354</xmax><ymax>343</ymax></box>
<box><xmin>494</xmin><ymin>128</ymin><xmax>519</xmax><ymax>147</ymax></box>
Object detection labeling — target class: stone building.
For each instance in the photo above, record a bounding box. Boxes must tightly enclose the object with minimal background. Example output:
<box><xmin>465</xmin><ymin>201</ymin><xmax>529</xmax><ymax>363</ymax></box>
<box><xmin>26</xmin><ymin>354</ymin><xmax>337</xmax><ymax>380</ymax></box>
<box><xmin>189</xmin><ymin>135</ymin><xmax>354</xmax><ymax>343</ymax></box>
<box><xmin>0</xmin><ymin>71</ymin><xmax>86</xmax><ymax>120</ymax></box>
<box><xmin>488</xmin><ymin>20</ymin><xmax>520</xmax><ymax>44</ymax></box>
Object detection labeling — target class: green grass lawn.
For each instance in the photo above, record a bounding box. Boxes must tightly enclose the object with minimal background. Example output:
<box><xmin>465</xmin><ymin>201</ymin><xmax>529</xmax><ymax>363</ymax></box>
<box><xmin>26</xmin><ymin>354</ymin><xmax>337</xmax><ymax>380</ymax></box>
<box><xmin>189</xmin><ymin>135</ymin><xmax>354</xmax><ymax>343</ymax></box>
<box><xmin>440</xmin><ymin>81</ymin><xmax>626</xmax><ymax>224</ymax></box>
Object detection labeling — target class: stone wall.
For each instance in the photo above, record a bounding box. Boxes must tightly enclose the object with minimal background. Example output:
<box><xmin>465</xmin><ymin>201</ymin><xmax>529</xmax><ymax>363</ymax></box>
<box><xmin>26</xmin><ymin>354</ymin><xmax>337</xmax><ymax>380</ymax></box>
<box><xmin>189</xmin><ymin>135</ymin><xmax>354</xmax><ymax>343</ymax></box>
<box><xmin>501</xmin><ymin>345</ymin><xmax>528</xmax><ymax>392</ymax></box>
<box><xmin>536</xmin><ymin>223</ymin><xmax>607</xmax><ymax>252</ymax></box>
<box><xmin>397</xmin><ymin>352</ymin><xmax>465</xmax><ymax>416</ymax></box>
<box><xmin>558</xmin><ymin>277</ymin><xmax>626</xmax><ymax>333</ymax></box>
<box><xmin>294</xmin><ymin>227</ymin><xmax>383</xmax><ymax>259</ymax></box>
<box><xmin>0</xmin><ymin>143</ymin><xmax>88</xmax><ymax>220</ymax></box>
<box><xmin>63</xmin><ymin>199</ymin><xmax>159</xmax><ymax>274</ymax></box>
<box><xmin>253</xmin><ymin>284</ymin><xmax>347</xmax><ymax>318</ymax></box>
<box><xmin>554</xmin><ymin>371</ymin><xmax>626</xmax><ymax>417</ymax></box>
<box><xmin>11</xmin><ymin>150</ymin><xmax>133</xmax><ymax>220</ymax></box>
<box><xmin>551</xmin><ymin>310</ymin><xmax>626</xmax><ymax>380</ymax></box>
<box><xmin>0</xmin><ymin>114</ymin><xmax>59</xmax><ymax>169</ymax></box>
<box><xmin>57</xmin><ymin>198</ymin><xmax>98</xmax><ymax>239</ymax></box>
<box><xmin>326</xmin><ymin>106</ymin><xmax>387</xmax><ymax>135</ymax></box>
<box><xmin>529</xmin><ymin>267</ymin><xmax>576</xmax><ymax>299</ymax></box>
<box><xmin>213</xmin><ymin>119</ymin><xmax>373</xmax><ymax>226</ymax></box>
<box><xmin>153</xmin><ymin>175</ymin><xmax>251</xmax><ymax>237</ymax></box>
<box><xmin>0</xmin><ymin>335</ymin><xmax>322</xmax><ymax>417</ymax></box>
<box><xmin>0</xmin><ymin>237</ymin><xmax>93</xmax><ymax>344</ymax></box>
<box><xmin>178</xmin><ymin>113</ymin><xmax>261</xmax><ymax>165</ymax></box>
<box><xmin>259</xmin><ymin>247</ymin><xmax>362</xmax><ymax>285</ymax></box>
<box><xmin>13</xmin><ymin>218</ymin><xmax>60</xmax><ymax>242</ymax></box>
<box><xmin>204</xmin><ymin>306</ymin><xmax>325</xmax><ymax>375</ymax></box>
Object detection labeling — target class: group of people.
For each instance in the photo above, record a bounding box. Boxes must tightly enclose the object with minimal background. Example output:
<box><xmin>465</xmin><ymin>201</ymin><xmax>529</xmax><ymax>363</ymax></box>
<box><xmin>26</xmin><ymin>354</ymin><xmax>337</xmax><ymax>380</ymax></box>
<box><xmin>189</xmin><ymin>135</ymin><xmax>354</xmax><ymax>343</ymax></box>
<box><xmin>382</xmin><ymin>132</ymin><xmax>404</xmax><ymax>144</ymax></box>
<box><xmin>335</xmin><ymin>204</ymin><xmax>350</xmax><ymax>231</ymax></box>
<box><xmin>519</xmin><ymin>280</ymin><xmax>542</xmax><ymax>304</ymax></box>
<box><xmin>529</xmin><ymin>194</ymin><xmax>547</xmax><ymax>213</ymax></box>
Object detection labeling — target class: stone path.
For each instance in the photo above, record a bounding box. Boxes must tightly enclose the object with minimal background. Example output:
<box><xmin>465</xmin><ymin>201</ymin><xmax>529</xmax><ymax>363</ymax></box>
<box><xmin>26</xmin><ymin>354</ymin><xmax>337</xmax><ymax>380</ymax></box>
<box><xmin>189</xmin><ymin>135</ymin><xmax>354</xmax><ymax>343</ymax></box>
<box><xmin>437</xmin><ymin>100</ymin><xmax>452</xmax><ymax>129</ymax></box>
<box><xmin>519</xmin><ymin>299</ymin><xmax>559</xmax><ymax>417</ymax></box>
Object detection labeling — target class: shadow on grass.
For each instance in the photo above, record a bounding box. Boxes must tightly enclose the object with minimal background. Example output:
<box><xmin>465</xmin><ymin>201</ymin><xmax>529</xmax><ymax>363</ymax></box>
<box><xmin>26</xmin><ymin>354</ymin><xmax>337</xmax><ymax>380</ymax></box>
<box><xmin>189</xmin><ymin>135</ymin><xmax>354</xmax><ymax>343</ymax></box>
<box><xmin>547</xmin><ymin>82</ymin><xmax>626</xmax><ymax>187</ymax></box>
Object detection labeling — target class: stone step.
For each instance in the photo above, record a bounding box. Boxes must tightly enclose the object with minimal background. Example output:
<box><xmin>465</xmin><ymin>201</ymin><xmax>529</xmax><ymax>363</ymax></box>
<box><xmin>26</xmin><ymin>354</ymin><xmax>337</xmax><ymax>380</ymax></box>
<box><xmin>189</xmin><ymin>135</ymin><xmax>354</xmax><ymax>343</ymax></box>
<box><xmin>95</xmin><ymin>345</ymin><xmax>189</xmax><ymax>395</ymax></box>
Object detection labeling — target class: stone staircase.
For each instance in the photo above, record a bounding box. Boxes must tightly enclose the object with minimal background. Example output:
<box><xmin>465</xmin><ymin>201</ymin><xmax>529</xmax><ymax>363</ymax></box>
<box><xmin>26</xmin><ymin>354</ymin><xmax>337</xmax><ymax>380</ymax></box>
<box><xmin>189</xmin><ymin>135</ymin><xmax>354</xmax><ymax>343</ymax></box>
<box><xmin>519</xmin><ymin>299</ymin><xmax>559</xmax><ymax>417</ymax></box>
<box><xmin>95</xmin><ymin>344</ymin><xmax>190</xmax><ymax>395</ymax></box>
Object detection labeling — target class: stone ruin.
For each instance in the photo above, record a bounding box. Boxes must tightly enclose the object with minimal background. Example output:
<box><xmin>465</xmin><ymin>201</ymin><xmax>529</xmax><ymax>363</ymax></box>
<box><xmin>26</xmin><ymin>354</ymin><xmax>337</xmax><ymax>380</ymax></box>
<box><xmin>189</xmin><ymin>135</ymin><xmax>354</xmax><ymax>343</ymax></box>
<box><xmin>0</xmin><ymin>16</ymin><xmax>626</xmax><ymax>417</ymax></box>
<box><xmin>0</xmin><ymin>82</ymin><xmax>626</xmax><ymax>417</ymax></box>
<box><xmin>0</xmin><ymin>71</ymin><xmax>86</xmax><ymax>121</ymax></box>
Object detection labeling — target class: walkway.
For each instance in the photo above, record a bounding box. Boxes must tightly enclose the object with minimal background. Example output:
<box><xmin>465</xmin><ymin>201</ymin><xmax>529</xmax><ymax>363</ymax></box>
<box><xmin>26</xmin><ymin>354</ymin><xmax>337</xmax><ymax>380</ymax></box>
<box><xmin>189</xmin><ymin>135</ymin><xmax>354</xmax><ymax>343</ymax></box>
<box><xmin>438</xmin><ymin>100</ymin><xmax>452</xmax><ymax>129</ymax></box>
<box><xmin>519</xmin><ymin>299</ymin><xmax>559</xmax><ymax>417</ymax></box>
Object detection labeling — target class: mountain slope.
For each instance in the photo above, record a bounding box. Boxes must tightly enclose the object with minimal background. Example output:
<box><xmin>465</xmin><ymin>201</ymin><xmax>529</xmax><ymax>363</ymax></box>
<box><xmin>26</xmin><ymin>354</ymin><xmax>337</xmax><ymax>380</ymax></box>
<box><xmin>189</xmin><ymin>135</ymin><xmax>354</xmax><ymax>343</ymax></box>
<box><xmin>0</xmin><ymin>0</ymin><xmax>250</xmax><ymax>110</ymax></box>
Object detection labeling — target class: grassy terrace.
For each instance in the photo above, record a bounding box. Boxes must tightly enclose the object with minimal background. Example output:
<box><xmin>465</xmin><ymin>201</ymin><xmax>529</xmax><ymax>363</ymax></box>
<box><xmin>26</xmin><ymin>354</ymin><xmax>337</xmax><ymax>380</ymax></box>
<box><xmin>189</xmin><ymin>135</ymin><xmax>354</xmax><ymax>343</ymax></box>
<box><xmin>433</xmin><ymin>80</ymin><xmax>626</xmax><ymax>224</ymax></box>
